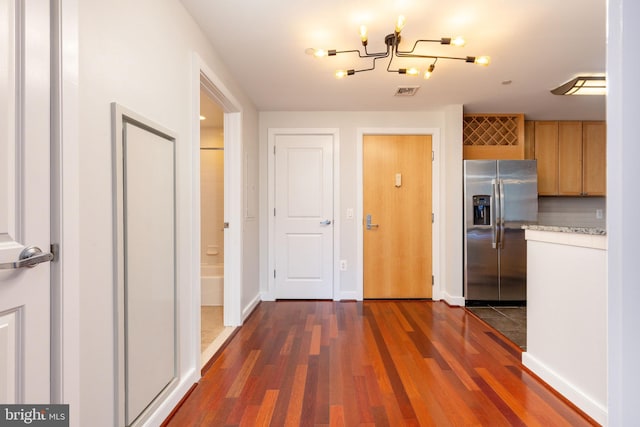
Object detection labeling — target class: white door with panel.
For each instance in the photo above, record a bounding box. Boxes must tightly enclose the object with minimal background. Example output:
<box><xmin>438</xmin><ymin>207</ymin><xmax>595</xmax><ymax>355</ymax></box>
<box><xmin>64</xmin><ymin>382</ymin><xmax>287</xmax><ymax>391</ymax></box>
<box><xmin>274</xmin><ymin>134</ymin><xmax>334</xmax><ymax>299</ymax></box>
<box><xmin>0</xmin><ymin>0</ymin><xmax>52</xmax><ymax>403</ymax></box>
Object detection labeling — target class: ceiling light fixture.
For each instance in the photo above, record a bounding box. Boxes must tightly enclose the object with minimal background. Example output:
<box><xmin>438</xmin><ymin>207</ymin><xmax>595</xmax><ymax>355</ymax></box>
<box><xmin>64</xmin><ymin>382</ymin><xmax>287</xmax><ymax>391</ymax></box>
<box><xmin>551</xmin><ymin>76</ymin><xmax>606</xmax><ymax>95</ymax></box>
<box><xmin>307</xmin><ymin>16</ymin><xmax>490</xmax><ymax>79</ymax></box>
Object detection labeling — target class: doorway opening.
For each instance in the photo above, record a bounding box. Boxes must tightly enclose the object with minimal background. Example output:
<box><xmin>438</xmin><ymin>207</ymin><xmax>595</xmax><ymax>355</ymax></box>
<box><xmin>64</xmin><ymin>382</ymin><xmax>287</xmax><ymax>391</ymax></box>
<box><xmin>199</xmin><ymin>85</ymin><xmax>233</xmax><ymax>366</ymax></box>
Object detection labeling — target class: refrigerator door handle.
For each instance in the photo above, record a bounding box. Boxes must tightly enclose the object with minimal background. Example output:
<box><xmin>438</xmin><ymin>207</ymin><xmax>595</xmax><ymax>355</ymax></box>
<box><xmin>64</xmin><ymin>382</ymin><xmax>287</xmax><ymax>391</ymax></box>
<box><xmin>499</xmin><ymin>179</ymin><xmax>506</xmax><ymax>248</ymax></box>
<box><xmin>491</xmin><ymin>179</ymin><xmax>498</xmax><ymax>249</ymax></box>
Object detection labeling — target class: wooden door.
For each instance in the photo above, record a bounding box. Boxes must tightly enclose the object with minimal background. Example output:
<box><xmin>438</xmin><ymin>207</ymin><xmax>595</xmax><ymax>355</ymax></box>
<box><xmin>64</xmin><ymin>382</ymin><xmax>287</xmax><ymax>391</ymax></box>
<box><xmin>583</xmin><ymin>122</ymin><xmax>607</xmax><ymax>196</ymax></box>
<box><xmin>363</xmin><ymin>135</ymin><xmax>432</xmax><ymax>299</ymax></box>
<box><xmin>534</xmin><ymin>121</ymin><xmax>559</xmax><ymax>195</ymax></box>
<box><xmin>558</xmin><ymin>121</ymin><xmax>583</xmax><ymax>195</ymax></box>
<box><xmin>0</xmin><ymin>0</ymin><xmax>52</xmax><ymax>403</ymax></box>
<box><xmin>274</xmin><ymin>134</ymin><xmax>334</xmax><ymax>299</ymax></box>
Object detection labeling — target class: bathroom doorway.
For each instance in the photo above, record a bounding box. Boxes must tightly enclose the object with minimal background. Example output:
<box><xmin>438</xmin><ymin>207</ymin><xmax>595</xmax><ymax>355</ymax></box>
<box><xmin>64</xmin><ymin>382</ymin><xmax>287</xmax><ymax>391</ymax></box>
<box><xmin>199</xmin><ymin>85</ymin><xmax>232</xmax><ymax>366</ymax></box>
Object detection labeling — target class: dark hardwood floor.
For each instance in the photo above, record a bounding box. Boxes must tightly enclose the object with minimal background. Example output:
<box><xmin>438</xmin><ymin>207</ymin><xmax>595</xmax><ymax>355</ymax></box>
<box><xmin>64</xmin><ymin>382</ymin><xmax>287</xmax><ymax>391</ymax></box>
<box><xmin>164</xmin><ymin>301</ymin><xmax>598</xmax><ymax>426</ymax></box>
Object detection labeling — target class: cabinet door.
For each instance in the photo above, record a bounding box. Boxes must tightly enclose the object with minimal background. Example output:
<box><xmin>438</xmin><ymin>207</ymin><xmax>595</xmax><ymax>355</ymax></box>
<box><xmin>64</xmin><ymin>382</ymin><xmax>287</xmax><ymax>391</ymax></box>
<box><xmin>558</xmin><ymin>122</ymin><xmax>583</xmax><ymax>195</ymax></box>
<box><xmin>534</xmin><ymin>121</ymin><xmax>559</xmax><ymax>195</ymax></box>
<box><xmin>583</xmin><ymin>122</ymin><xmax>606</xmax><ymax>196</ymax></box>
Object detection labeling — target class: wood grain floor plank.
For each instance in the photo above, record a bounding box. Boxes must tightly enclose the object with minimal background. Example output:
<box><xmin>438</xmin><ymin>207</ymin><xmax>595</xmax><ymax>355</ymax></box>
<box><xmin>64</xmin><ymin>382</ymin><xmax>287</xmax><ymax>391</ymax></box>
<box><xmin>282</xmin><ymin>364</ymin><xmax>307</xmax><ymax>426</ymax></box>
<box><xmin>163</xmin><ymin>301</ymin><xmax>599</xmax><ymax>427</ymax></box>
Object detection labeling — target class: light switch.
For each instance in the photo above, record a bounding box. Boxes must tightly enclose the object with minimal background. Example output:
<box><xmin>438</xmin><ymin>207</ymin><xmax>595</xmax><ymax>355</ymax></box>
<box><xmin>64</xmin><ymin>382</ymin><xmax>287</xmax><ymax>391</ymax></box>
<box><xmin>346</xmin><ymin>208</ymin><xmax>354</xmax><ymax>219</ymax></box>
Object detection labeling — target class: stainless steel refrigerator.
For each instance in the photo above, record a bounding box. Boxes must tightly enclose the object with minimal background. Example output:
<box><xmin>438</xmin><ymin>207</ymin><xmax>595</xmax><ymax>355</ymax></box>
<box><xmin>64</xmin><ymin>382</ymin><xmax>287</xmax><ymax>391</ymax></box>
<box><xmin>463</xmin><ymin>160</ymin><xmax>538</xmax><ymax>303</ymax></box>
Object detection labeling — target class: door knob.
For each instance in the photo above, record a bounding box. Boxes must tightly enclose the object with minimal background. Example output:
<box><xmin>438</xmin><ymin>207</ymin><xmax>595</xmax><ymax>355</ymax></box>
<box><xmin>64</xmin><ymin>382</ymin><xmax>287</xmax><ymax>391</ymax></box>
<box><xmin>0</xmin><ymin>246</ymin><xmax>54</xmax><ymax>270</ymax></box>
<box><xmin>366</xmin><ymin>214</ymin><xmax>379</xmax><ymax>230</ymax></box>
<box><xmin>320</xmin><ymin>219</ymin><xmax>332</xmax><ymax>225</ymax></box>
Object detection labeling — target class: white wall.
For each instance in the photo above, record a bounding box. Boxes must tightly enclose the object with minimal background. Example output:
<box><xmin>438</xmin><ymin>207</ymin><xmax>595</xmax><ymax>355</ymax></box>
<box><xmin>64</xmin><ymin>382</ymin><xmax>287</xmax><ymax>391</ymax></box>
<box><xmin>259</xmin><ymin>108</ymin><xmax>464</xmax><ymax>304</ymax></box>
<box><xmin>73</xmin><ymin>1</ymin><xmax>259</xmax><ymax>425</ymax></box>
<box><xmin>200</xmin><ymin>129</ymin><xmax>225</xmax><ymax>267</ymax></box>
<box><xmin>607</xmin><ymin>1</ymin><xmax>640</xmax><ymax>425</ymax></box>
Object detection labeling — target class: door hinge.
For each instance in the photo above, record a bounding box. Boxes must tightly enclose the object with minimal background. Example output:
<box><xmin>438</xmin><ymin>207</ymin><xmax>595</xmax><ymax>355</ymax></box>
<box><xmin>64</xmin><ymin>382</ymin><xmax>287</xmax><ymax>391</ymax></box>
<box><xmin>432</xmin><ymin>275</ymin><xmax>434</xmax><ymax>286</ymax></box>
<box><xmin>273</xmin><ymin>208</ymin><xmax>276</xmax><ymax>216</ymax></box>
<box><xmin>273</xmin><ymin>146</ymin><xmax>276</xmax><ymax>155</ymax></box>
<box><xmin>274</xmin><ymin>270</ymin><xmax>276</xmax><ymax>278</ymax></box>
<box><xmin>431</xmin><ymin>213</ymin><xmax>434</xmax><ymax>223</ymax></box>
<box><xmin>432</xmin><ymin>151</ymin><xmax>435</xmax><ymax>161</ymax></box>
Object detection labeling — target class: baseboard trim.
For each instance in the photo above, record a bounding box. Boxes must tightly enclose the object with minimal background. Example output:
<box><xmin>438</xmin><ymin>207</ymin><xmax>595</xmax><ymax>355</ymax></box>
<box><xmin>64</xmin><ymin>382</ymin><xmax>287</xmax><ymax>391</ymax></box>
<box><xmin>242</xmin><ymin>294</ymin><xmax>262</xmax><ymax>322</ymax></box>
<box><xmin>522</xmin><ymin>352</ymin><xmax>607</xmax><ymax>425</ymax></box>
<box><xmin>441</xmin><ymin>291</ymin><xmax>465</xmax><ymax>307</ymax></box>
<box><xmin>337</xmin><ymin>291</ymin><xmax>360</xmax><ymax>301</ymax></box>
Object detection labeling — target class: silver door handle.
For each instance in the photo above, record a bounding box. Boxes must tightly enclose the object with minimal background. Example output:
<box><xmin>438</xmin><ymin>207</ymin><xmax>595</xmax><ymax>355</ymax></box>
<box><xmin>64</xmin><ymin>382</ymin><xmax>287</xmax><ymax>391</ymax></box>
<box><xmin>320</xmin><ymin>219</ymin><xmax>332</xmax><ymax>225</ymax></box>
<box><xmin>0</xmin><ymin>246</ymin><xmax>54</xmax><ymax>270</ymax></box>
<box><xmin>491</xmin><ymin>180</ymin><xmax>497</xmax><ymax>249</ymax></box>
<box><xmin>499</xmin><ymin>179</ymin><xmax>505</xmax><ymax>249</ymax></box>
<box><xmin>366</xmin><ymin>214</ymin><xmax>379</xmax><ymax>230</ymax></box>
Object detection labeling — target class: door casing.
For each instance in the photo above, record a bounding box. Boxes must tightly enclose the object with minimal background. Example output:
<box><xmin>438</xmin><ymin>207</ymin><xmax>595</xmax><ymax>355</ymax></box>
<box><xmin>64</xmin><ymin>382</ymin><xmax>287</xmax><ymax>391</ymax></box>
<box><xmin>357</xmin><ymin>128</ymin><xmax>441</xmax><ymax>301</ymax></box>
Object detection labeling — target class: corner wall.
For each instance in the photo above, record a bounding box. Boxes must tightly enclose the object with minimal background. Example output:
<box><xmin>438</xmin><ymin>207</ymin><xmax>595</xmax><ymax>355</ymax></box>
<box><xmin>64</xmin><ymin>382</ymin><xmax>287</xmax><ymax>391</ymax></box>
<box><xmin>607</xmin><ymin>0</ymin><xmax>640</xmax><ymax>424</ymax></box>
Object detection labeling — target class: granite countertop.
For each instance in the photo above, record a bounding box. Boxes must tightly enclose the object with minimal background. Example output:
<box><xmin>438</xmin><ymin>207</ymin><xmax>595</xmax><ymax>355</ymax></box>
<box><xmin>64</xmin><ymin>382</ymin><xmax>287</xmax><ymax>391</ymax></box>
<box><xmin>522</xmin><ymin>224</ymin><xmax>606</xmax><ymax>235</ymax></box>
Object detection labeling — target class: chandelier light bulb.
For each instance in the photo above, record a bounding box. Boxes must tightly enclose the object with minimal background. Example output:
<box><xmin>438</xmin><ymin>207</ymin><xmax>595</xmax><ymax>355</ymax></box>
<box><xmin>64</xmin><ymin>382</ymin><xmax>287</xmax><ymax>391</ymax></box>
<box><xmin>313</xmin><ymin>49</ymin><xmax>328</xmax><ymax>58</ymax></box>
<box><xmin>407</xmin><ymin>67</ymin><xmax>419</xmax><ymax>76</ymax></box>
<box><xmin>424</xmin><ymin>64</ymin><xmax>435</xmax><ymax>79</ymax></box>
<box><xmin>451</xmin><ymin>36</ymin><xmax>466</xmax><ymax>47</ymax></box>
<box><xmin>360</xmin><ymin>25</ymin><xmax>368</xmax><ymax>44</ymax></box>
<box><xmin>475</xmin><ymin>56</ymin><xmax>491</xmax><ymax>66</ymax></box>
<box><xmin>335</xmin><ymin>69</ymin><xmax>355</xmax><ymax>78</ymax></box>
<box><xmin>395</xmin><ymin>15</ymin><xmax>406</xmax><ymax>33</ymax></box>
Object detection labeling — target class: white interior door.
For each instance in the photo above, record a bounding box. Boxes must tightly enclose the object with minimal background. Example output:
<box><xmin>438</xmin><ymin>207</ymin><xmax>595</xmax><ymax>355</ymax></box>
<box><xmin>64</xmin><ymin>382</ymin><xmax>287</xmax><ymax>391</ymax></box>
<box><xmin>274</xmin><ymin>134</ymin><xmax>333</xmax><ymax>299</ymax></box>
<box><xmin>0</xmin><ymin>0</ymin><xmax>52</xmax><ymax>403</ymax></box>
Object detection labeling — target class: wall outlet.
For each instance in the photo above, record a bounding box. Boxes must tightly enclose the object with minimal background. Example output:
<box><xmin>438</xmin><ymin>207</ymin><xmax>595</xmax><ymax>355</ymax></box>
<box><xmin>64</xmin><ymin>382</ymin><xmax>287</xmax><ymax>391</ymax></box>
<box><xmin>340</xmin><ymin>260</ymin><xmax>347</xmax><ymax>271</ymax></box>
<box><xmin>596</xmin><ymin>209</ymin><xmax>604</xmax><ymax>219</ymax></box>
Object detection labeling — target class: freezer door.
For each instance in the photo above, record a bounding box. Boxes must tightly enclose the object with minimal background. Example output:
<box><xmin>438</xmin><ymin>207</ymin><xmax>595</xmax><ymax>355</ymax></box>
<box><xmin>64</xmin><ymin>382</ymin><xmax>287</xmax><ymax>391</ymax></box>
<box><xmin>497</xmin><ymin>160</ymin><xmax>538</xmax><ymax>301</ymax></box>
<box><xmin>464</xmin><ymin>161</ymin><xmax>499</xmax><ymax>301</ymax></box>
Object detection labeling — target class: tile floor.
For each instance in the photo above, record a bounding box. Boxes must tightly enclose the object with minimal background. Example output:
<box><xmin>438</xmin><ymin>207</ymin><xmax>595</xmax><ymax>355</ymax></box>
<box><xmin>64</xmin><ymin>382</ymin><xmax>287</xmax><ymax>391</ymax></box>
<box><xmin>466</xmin><ymin>305</ymin><xmax>527</xmax><ymax>350</ymax></box>
<box><xmin>201</xmin><ymin>306</ymin><xmax>236</xmax><ymax>368</ymax></box>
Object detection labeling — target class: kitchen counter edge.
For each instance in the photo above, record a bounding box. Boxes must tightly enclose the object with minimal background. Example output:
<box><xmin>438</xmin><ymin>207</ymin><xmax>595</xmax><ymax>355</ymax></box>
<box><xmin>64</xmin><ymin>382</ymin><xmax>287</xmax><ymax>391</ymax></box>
<box><xmin>521</xmin><ymin>224</ymin><xmax>606</xmax><ymax>235</ymax></box>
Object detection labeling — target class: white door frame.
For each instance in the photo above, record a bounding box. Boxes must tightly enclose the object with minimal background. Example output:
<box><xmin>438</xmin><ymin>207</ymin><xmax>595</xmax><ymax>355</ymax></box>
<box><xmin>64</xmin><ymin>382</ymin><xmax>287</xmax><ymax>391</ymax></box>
<box><xmin>356</xmin><ymin>128</ymin><xmax>441</xmax><ymax>301</ymax></box>
<box><xmin>51</xmin><ymin>0</ymin><xmax>81</xmax><ymax>420</ymax></box>
<box><xmin>191</xmin><ymin>56</ymin><xmax>243</xmax><ymax>348</ymax></box>
<box><xmin>266</xmin><ymin>128</ymin><xmax>341</xmax><ymax>301</ymax></box>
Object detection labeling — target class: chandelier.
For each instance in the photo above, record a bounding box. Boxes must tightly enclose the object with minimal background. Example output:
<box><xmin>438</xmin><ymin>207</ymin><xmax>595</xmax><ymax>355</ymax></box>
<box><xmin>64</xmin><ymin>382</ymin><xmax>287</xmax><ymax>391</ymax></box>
<box><xmin>307</xmin><ymin>16</ymin><xmax>490</xmax><ymax>79</ymax></box>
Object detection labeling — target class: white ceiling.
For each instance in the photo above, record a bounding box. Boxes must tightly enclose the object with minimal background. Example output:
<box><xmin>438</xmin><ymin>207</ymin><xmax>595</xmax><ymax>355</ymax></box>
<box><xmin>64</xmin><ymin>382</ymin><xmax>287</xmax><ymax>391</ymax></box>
<box><xmin>182</xmin><ymin>0</ymin><xmax>606</xmax><ymax>120</ymax></box>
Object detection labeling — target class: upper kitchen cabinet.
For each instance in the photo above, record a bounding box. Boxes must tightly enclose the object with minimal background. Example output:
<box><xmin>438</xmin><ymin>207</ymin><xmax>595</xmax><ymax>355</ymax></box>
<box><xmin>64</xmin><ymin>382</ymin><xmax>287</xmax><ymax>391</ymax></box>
<box><xmin>582</xmin><ymin>122</ymin><xmax>607</xmax><ymax>196</ymax></box>
<box><xmin>463</xmin><ymin>114</ymin><xmax>525</xmax><ymax>160</ymax></box>
<box><xmin>532</xmin><ymin>121</ymin><xmax>606</xmax><ymax>196</ymax></box>
<box><xmin>533</xmin><ymin>121</ymin><xmax>559</xmax><ymax>195</ymax></box>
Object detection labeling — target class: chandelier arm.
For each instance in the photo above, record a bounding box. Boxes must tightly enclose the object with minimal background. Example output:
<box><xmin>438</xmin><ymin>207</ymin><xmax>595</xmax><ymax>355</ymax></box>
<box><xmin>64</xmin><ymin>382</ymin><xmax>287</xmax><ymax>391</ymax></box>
<box><xmin>386</xmin><ymin>51</ymin><xmax>396</xmax><ymax>72</ymax></box>
<box><xmin>335</xmin><ymin>48</ymin><xmax>389</xmax><ymax>59</ymax></box>
<box><xmin>364</xmin><ymin>42</ymin><xmax>392</xmax><ymax>58</ymax></box>
<box><xmin>397</xmin><ymin>39</ymin><xmax>443</xmax><ymax>55</ymax></box>
<box><xmin>395</xmin><ymin>52</ymin><xmax>469</xmax><ymax>62</ymax></box>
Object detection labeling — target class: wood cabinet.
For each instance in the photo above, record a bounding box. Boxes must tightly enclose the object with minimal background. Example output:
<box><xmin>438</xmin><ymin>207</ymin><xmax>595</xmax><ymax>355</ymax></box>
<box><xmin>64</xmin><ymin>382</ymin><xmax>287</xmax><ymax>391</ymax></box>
<box><xmin>582</xmin><ymin>122</ymin><xmax>607</xmax><ymax>196</ymax></box>
<box><xmin>558</xmin><ymin>122</ymin><xmax>583</xmax><ymax>196</ymax></box>
<box><xmin>532</xmin><ymin>121</ymin><xmax>606</xmax><ymax>196</ymax></box>
<box><xmin>463</xmin><ymin>114</ymin><xmax>525</xmax><ymax>160</ymax></box>
<box><xmin>534</xmin><ymin>121</ymin><xmax>559</xmax><ymax>195</ymax></box>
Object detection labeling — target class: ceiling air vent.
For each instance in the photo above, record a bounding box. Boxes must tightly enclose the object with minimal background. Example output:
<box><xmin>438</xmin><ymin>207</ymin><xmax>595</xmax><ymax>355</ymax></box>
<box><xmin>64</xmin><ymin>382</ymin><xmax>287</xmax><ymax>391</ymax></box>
<box><xmin>395</xmin><ymin>86</ymin><xmax>420</xmax><ymax>96</ymax></box>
